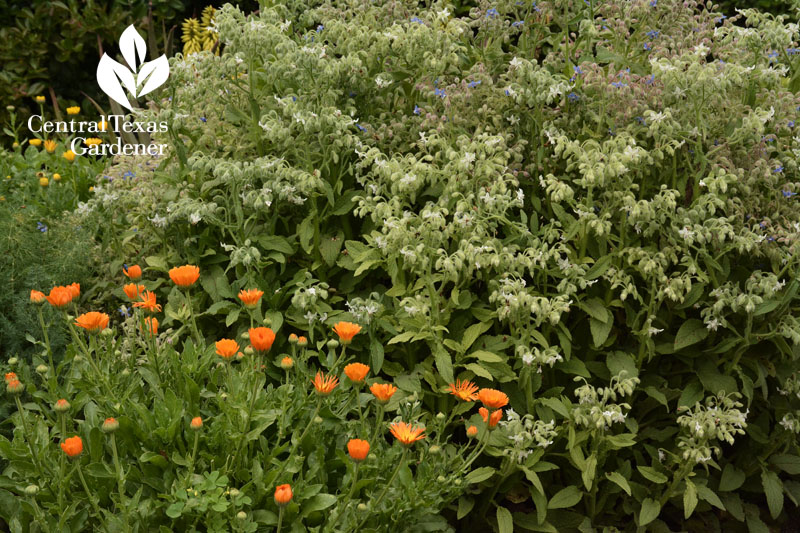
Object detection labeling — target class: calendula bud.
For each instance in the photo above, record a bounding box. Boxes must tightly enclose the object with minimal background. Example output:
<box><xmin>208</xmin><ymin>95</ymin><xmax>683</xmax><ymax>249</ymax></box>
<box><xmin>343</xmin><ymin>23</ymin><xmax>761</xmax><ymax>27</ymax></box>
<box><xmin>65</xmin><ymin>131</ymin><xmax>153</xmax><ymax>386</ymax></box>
<box><xmin>297</xmin><ymin>336</ymin><xmax>308</xmax><ymax>347</ymax></box>
<box><xmin>280</xmin><ymin>356</ymin><xmax>294</xmax><ymax>370</ymax></box>
<box><xmin>313</xmin><ymin>416</ymin><xmax>323</xmax><ymax>424</ymax></box>
<box><xmin>288</xmin><ymin>333</ymin><xmax>298</xmax><ymax>344</ymax></box>
<box><xmin>121</xmin><ymin>369</ymin><xmax>130</xmax><ymax>377</ymax></box>
<box><xmin>241</xmin><ymin>331</ymin><xmax>250</xmax><ymax>341</ymax></box>
<box><xmin>236</xmin><ymin>352</ymin><xmax>244</xmax><ymax>361</ymax></box>
<box><xmin>436</xmin><ymin>412</ymin><xmax>446</xmax><ymax>420</ymax></box>
<box><xmin>236</xmin><ymin>511</ymin><xmax>247</xmax><ymax>520</ymax></box>
<box><xmin>25</xmin><ymin>485</ymin><xmax>39</xmax><ymax>496</ymax></box>
<box><xmin>327</xmin><ymin>339</ymin><xmax>339</xmax><ymax>349</ymax></box>
<box><xmin>7</xmin><ymin>380</ymin><xmax>24</xmax><ymax>395</ymax></box>
<box><xmin>429</xmin><ymin>445</ymin><xmax>441</xmax><ymax>455</ymax></box>
<box><xmin>466</xmin><ymin>425</ymin><xmax>478</xmax><ymax>438</ymax></box>
<box><xmin>8</xmin><ymin>357</ymin><xmax>18</xmax><ymax>366</ymax></box>
<box><xmin>454</xmin><ymin>479</ymin><xmax>462</xmax><ymax>486</ymax></box>
<box><xmin>100</xmin><ymin>328</ymin><xmax>113</xmax><ymax>337</ymax></box>
<box><xmin>244</xmin><ymin>346</ymin><xmax>254</xmax><ymax>355</ymax></box>
<box><xmin>73</xmin><ymin>355</ymin><xmax>82</xmax><ymax>362</ymax></box>
<box><xmin>54</xmin><ymin>399</ymin><xmax>70</xmax><ymax>412</ymax></box>
<box><xmin>35</xmin><ymin>364</ymin><xmax>48</xmax><ymax>374</ymax></box>
<box><xmin>263</xmin><ymin>316</ymin><xmax>271</xmax><ymax>326</ymax></box>
<box><xmin>190</xmin><ymin>417</ymin><xmax>203</xmax><ymax>430</ymax></box>
<box><xmin>368</xmin><ymin>453</ymin><xmax>377</xmax><ymax>461</ymax></box>
<box><xmin>437</xmin><ymin>475</ymin><xmax>446</xmax><ymax>483</ymax></box>
<box><xmin>220</xmin><ymin>392</ymin><xmax>228</xmax><ymax>400</ymax></box>
<box><xmin>229</xmin><ymin>488</ymin><xmax>240</xmax><ymax>497</ymax></box>
<box><xmin>102</xmin><ymin>417</ymin><xmax>119</xmax><ymax>433</ymax></box>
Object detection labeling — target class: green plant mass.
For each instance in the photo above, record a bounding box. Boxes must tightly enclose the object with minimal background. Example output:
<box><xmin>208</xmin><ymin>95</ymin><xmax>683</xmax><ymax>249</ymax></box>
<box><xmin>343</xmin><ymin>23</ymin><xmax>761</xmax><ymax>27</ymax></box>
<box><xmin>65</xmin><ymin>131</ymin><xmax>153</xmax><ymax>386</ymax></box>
<box><xmin>2</xmin><ymin>0</ymin><xmax>800</xmax><ymax>531</ymax></box>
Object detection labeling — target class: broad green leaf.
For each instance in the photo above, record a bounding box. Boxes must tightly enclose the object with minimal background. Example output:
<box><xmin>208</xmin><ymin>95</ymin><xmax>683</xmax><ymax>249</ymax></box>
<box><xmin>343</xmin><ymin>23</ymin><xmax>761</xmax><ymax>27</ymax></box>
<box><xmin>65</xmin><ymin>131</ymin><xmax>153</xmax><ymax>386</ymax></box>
<box><xmin>457</xmin><ymin>497</ymin><xmax>474</xmax><ymax>520</ymax></box>
<box><xmin>298</xmin><ymin>216</ymin><xmax>315</xmax><ymax>254</ymax></box>
<box><xmin>638</xmin><ymin>498</ymin><xmax>661</xmax><ymax>526</ymax></box>
<box><xmin>678</xmin><ymin>381</ymin><xmax>704</xmax><ymax>409</ymax></box>
<box><xmin>370</xmin><ymin>338</ymin><xmax>384</xmax><ymax>374</ymax></box>
<box><xmin>769</xmin><ymin>454</ymin><xmax>800</xmax><ymax>475</ymax></box>
<box><xmin>471</xmin><ymin>350</ymin><xmax>504</xmax><ymax>363</ymax></box>
<box><xmin>580</xmin><ymin>298</ymin><xmax>609</xmax><ymax>322</ymax></box>
<box><xmin>319</xmin><ymin>231</ymin><xmax>344</xmax><ymax>267</ymax></box>
<box><xmin>637</xmin><ymin>466</ymin><xmax>668</xmax><ymax>484</ymax></box>
<box><xmin>674</xmin><ymin>319</ymin><xmax>708</xmax><ymax>351</ymax></box>
<box><xmin>590</xmin><ymin>314</ymin><xmax>613</xmax><ymax>347</ymax></box>
<box><xmin>605</xmin><ymin>472</ymin><xmax>631</xmax><ymax>496</ymax></box>
<box><xmin>433</xmin><ymin>344</ymin><xmax>454</xmax><ymax>384</ymax></box>
<box><xmin>684</xmin><ymin>480</ymin><xmax>698</xmax><ymax>519</ymax></box>
<box><xmin>761</xmin><ymin>470</ymin><xmax>784</xmax><ymax>519</ymax></box>
<box><xmin>461</xmin><ymin>322</ymin><xmax>492</xmax><ymax>352</ymax></box>
<box><xmin>466</xmin><ymin>467</ymin><xmax>495</xmax><ymax>484</ymax></box>
<box><xmin>582</xmin><ymin>454</ymin><xmax>597</xmax><ymax>490</ymax></box>
<box><xmin>696</xmin><ymin>485</ymin><xmax>725</xmax><ymax>510</ymax></box>
<box><xmin>388</xmin><ymin>332</ymin><xmax>416</xmax><ymax>345</ymax></box>
<box><xmin>497</xmin><ymin>506</ymin><xmax>514</xmax><ymax>533</ymax></box>
<box><xmin>302</xmin><ymin>494</ymin><xmax>336</xmax><ymax>514</ymax></box>
<box><xmin>465</xmin><ymin>363</ymin><xmax>493</xmax><ymax>381</ymax></box>
<box><xmin>718</xmin><ymin>464</ymin><xmax>745</xmax><ymax>491</ymax></box>
<box><xmin>548</xmin><ymin>486</ymin><xmax>582</xmax><ymax>509</ymax></box>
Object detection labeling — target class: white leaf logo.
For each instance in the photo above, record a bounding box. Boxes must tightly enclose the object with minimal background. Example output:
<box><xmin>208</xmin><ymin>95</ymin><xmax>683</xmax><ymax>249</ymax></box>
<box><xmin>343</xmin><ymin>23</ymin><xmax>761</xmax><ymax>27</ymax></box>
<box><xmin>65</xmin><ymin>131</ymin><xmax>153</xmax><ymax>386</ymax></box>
<box><xmin>96</xmin><ymin>25</ymin><xmax>169</xmax><ymax>110</ymax></box>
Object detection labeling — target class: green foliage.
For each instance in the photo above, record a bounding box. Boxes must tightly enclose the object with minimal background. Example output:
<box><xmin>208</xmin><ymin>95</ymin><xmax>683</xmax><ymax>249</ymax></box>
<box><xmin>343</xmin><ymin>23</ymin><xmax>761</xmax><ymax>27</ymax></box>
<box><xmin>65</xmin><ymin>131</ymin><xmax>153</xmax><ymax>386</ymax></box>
<box><xmin>4</xmin><ymin>0</ymin><xmax>800</xmax><ymax>531</ymax></box>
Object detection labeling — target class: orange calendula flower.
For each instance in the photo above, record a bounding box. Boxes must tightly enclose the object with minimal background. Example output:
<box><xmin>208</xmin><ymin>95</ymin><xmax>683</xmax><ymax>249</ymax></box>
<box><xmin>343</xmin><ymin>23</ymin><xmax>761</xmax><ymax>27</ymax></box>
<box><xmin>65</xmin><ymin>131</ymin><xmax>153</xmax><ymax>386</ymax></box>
<box><xmin>190</xmin><ymin>417</ymin><xmax>203</xmax><ymax>430</ymax></box>
<box><xmin>4</xmin><ymin>372</ymin><xmax>17</xmax><ymax>383</ymax></box>
<box><xmin>478</xmin><ymin>388</ymin><xmax>509</xmax><ymax>410</ymax></box>
<box><xmin>143</xmin><ymin>317</ymin><xmax>158</xmax><ymax>336</ymax></box>
<box><xmin>389</xmin><ymin>421</ymin><xmax>426</xmax><ymax>446</ymax></box>
<box><xmin>133</xmin><ymin>291</ymin><xmax>162</xmax><ymax>313</ymax></box>
<box><xmin>344</xmin><ymin>362</ymin><xmax>370</xmax><ymax>383</ymax></box>
<box><xmin>238</xmin><ymin>288</ymin><xmax>263</xmax><ymax>307</ymax></box>
<box><xmin>249</xmin><ymin>327</ymin><xmax>275</xmax><ymax>352</ymax></box>
<box><xmin>46</xmin><ymin>286</ymin><xmax>73</xmax><ymax>308</ymax></box>
<box><xmin>332</xmin><ymin>321</ymin><xmax>361</xmax><ymax>344</ymax></box>
<box><xmin>370</xmin><ymin>383</ymin><xmax>398</xmax><ymax>404</ymax></box>
<box><xmin>347</xmin><ymin>438</ymin><xmax>370</xmax><ymax>461</ymax></box>
<box><xmin>75</xmin><ymin>311</ymin><xmax>110</xmax><ymax>332</ymax></box>
<box><xmin>123</xmin><ymin>283</ymin><xmax>145</xmax><ymax>300</ymax></box>
<box><xmin>66</xmin><ymin>283</ymin><xmax>80</xmax><ymax>299</ymax></box>
<box><xmin>169</xmin><ymin>265</ymin><xmax>200</xmax><ymax>287</ymax></box>
<box><xmin>60</xmin><ymin>435</ymin><xmax>83</xmax><ymax>458</ymax></box>
<box><xmin>312</xmin><ymin>371</ymin><xmax>339</xmax><ymax>395</ymax></box>
<box><xmin>274</xmin><ymin>484</ymin><xmax>292</xmax><ymax>506</ymax></box>
<box><xmin>448</xmin><ymin>379</ymin><xmax>479</xmax><ymax>402</ymax></box>
<box><xmin>123</xmin><ymin>264</ymin><xmax>142</xmax><ymax>280</ymax></box>
<box><xmin>479</xmin><ymin>407</ymin><xmax>503</xmax><ymax>428</ymax></box>
<box><xmin>466</xmin><ymin>425</ymin><xmax>478</xmax><ymax>438</ymax></box>
<box><xmin>44</xmin><ymin>139</ymin><xmax>56</xmax><ymax>153</ymax></box>
<box><xmin>216</xmin><ymin>339</ymin><xmax>240</xmax><ymax>359</ymax></box>
<box><xmin>30</xmin><ymin>290</ymin><xmax>46</xmax><ymax>303</ymax></box>
<box><xmin>7</xmin><ymin>379</ymin><xmax>24</xmax><ymax>394</ymax></box>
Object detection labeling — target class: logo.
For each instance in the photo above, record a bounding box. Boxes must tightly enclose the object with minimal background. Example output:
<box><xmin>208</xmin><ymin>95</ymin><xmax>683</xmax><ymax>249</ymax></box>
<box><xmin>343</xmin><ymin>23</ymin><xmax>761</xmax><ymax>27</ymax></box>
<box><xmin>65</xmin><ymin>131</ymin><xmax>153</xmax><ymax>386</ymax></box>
<box><xmin>97</xmin><ymin>25</ymin><xmax>169</xmax><ymax>111</ymax></box>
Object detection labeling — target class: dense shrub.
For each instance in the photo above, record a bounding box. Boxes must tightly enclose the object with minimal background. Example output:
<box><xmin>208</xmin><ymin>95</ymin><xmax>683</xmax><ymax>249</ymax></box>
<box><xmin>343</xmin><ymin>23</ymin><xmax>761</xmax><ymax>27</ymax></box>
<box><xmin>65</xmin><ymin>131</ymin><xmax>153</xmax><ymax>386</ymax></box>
<box><xmin>3</xmin><ymin>0</ymin><xmax>800</xmax><ymax>531</ymax></box>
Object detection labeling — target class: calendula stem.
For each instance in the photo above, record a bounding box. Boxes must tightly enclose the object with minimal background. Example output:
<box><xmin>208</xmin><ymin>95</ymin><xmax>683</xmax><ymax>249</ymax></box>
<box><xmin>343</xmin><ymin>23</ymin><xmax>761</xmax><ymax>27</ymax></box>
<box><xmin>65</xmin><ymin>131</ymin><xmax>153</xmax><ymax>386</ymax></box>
<box><xmin>273</xmin><ymin>397</ymin><xmax>322</xmax><ymax>482</ymax></box>
<box><xmin>229</xmin><ymin>368</ymin><xmax>262</xmax><ymax>473</ymax></box>
<box><xmin>355</xmin><ymin>447</ymin><xmax>407</xmax><ymax>530</ymax></box>
<box><xmin>459</xmin><ymin>425</ymin><xmax>492</xmax><ymax>474</ymax></box>
<box><xmin>276</xmin><ymin>506</ymin><xmax>285</xmax><ymax>533</ymax></box>
<box><xmin>185</xmin><ymin>289</ymin><xmax>203</xmax><ymax>346</ymax></box>
<box><xmin>110</xmin><ymin>434</ymin><xmax>130</xmax><ymax>530</ymax></box>
<box><xmin>37</xmin><ymin>306</ymin><xmax>54</xmax><ymax>375</ymax></box>
<box><xmin>370</xmin><ymin>403</ymin><xmax>385</xmax><ymax>445</ymax></box>
<box><xmin>77</xmin><ymin>463</ymin><xmax>106</xmax><ymax>530</ymax></box>
<box><xmin>15</xmin><ymin>396</ymin><xmax>46</xmax><ymax>480</ymax></box>
<box><xmin>58</xmin><ymin>415</ymin><xmax>66</xmax><ymax>511</ymax></box>
<box><xmin>189</xmin><ymin>431</ymin><xmax>200</xmax><ymax>479</ymax></box>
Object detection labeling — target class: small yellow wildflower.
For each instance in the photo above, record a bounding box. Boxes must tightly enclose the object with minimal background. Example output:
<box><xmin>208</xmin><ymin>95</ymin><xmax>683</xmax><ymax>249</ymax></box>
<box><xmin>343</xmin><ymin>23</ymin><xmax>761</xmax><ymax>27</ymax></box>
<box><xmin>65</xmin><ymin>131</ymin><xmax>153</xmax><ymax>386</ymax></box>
<box><xmin>97</xmin><ymin>120</ymin><xmax>108</xmax><ymax>132</ymax></box>
<box><xmin>62</xmin><ymin>150</ymin><xmax>76</xmax><ymax>162</ymax></box>
<box><xmin>84</xmin><ymin>138</ymin><xmax>102</xmax><ymax>147</ymax></box>
<box><xmin>39</xmin><ymin>177</ymin><xmax>49</xmax><ymax>187</ymax></box>
<box><xmin>66</xmin><ymin>106</ymin><xmax>80</xmax><ymax>115</ymax></box>
<box><xmin>52</xmin><ymin>173</ymin><xmax>61</xmax><ymax>181</ymax></box>
<box><xmin>44</xmin><ymin>140</ymin><xmax>56</xmax><ymax>153</ymax></box>
<box><xmin>29</xmin><ymin>139</ymin><xmax>42</xmax><ymax>147</ymax></box>
<box><xmin>34</xmin><ymin>96</ymin><xmax>46</xmax><ymax>103</ymax></box>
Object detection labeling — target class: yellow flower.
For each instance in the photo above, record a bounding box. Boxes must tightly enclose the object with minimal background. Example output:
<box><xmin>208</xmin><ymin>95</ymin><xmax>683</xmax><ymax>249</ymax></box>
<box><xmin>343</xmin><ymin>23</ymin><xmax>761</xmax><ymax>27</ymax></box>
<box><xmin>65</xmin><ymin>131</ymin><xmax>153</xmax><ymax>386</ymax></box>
<box><xmin>39</xmin><ymin>177</ymin><xmax>49</xmax><ymax>187</ymax></box>
<box><xmin>29</xmin><ymin>139</ymin><xmax>42</xmax><ymax>147</ymax></box>
<box><xmin>66</xmin><ymin>106</ymin><xmax>80</xmax><ymax>115</ymax></box>
<box><xmin>97</xmin><ymin>120</ymin><xmax>108</xmax><ymax>132</ymax></box>
<box><xmin>34</xmin><ymin>96</ymin><xmax>46</xmax><ymax>103</ymax></box>
<box><xmin>84</xmin><ymin>138</ymin><xmax>102</xmax><ymax>147</ymax></box>
<box><xmin>44</xmin><ymin>139</ymin><xmax>56</xmax><ymax>153</ymax></box>
<box><xmin>52</xmin><ymin>173</ymin><xmax>61</xmax><ymax>181</ymax></box>
<box><xmin>62</xmin><ymin>150</ymin><xmax>76</xmax><ymax>162</ymax></box>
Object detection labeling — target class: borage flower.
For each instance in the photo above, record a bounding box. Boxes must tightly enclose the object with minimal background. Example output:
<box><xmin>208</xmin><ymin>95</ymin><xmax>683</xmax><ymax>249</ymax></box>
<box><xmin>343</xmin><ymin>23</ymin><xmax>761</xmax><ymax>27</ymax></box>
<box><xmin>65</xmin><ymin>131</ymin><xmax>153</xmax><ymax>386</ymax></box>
<box><xmin>312</xmin><ymin>371</ymin><xmax>339</xmax><ymax>395</ymax></box>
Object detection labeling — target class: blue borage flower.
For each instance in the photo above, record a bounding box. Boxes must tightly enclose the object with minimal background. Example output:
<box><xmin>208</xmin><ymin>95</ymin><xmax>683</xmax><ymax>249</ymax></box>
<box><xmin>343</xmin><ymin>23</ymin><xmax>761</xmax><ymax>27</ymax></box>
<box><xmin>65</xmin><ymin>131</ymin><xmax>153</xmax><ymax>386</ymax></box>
<box><xmin>646</xmin><ymin>74</ymin><xmax>655</xmax><ymax>85</ymax></box>
<box><xmin>486</xmin><ymin>8</ymin><xmax>499</xmax><ymax>18</ymax></box>
<box><xmin>356</xmin><ymin>124</ymin><xmax>367</xmax><ymax>133</ymax></box>
<box><xmin>649</xmin><ymin>0</ymin><xmax>657</xmax><ymax>6</ymax></box>
<box><xmin>410</xmin><ymin>17</ymin><xmax>424</xmax><ymax>24</ymax></box>
<box><xmin>645</xmin><ymin>30</ymin><xmax>660</xmax><ymax>39</ymax></box>
<box><xmin>716</xmin><ymin>15</ymin><xmax>727</xmax><ymax>24</ymax></box>
<box><xmin>567</xmin><ymin>92</ymin><xmax>580</xmax><ymax>102</ymax></box>
<box><xmin>434</xmin><ymin>88</ymin><xmax>446</xmax><ymax>98</ymax></box>
<box><xmin>413</xmin><ymin>105</ymin><xmax>421</xmax><ymax>115</ymax></box>
<box><xmin>767</xmin><ymin>51</ymin><xmax>779</xmax><ymax>62</ymax></box>
<box><xmin>636</xmin><ymin>116</ymin><xmax>646</xmax><ymax>125</ymax></box>
<box><xmin>789</xmin><ymin>121</ymin><xmax>795</xmax><ymax>128</ymax></box>
<box><xmin>783</xmin><ymin>190</ymin><xmax>797</xmax><ymax>198</ymax></box>
<box><xmin>467</xmin><ymin>80</ymin><xmax>481</xmax><ymax>88</ymax></box>
<box><xmin>200</xmin><ymin>117</ymin><xmax>207</xmax><ymax>123</ymax></box>
<box><xmin>123</xmin><ymin>171</ymin><xmax>135</xmax><ymax>180</ymax></box>
<box><xmin>512</xmin><ymin>21</ymin><xmax>524</xmax><ymax>27</ymax></box>
<box><xmin>532</xmin><ymin>1</ymin><xmax>540</xmax><ymax>12</ymax></box>
<box><xmin>644</xmin><ymin>43</ymin><xmax>652</xmax><ymax>51</ymax></box>
<box><xmin>118</xmin><ymin>305</ymin><xmax>130</xmax><ymax>318</ymax></box>
<box><xmin>36</xmin><ymin>222</ymin><xmax>47</xmax><ymax>233</ymax></box>
<box><xmin>316</xmin><ymin>25</ymin><xmax>324</xmax><ymax>32</ymax></box>
<box><xmin>774</xmin><ymin>166</ymin><xmax>784</xmax><ymax>173</ymax></box>
<box><xmin>611</xmin><ymin>81</ymin><xmax>627</xmax><ymax>88</ymax></box>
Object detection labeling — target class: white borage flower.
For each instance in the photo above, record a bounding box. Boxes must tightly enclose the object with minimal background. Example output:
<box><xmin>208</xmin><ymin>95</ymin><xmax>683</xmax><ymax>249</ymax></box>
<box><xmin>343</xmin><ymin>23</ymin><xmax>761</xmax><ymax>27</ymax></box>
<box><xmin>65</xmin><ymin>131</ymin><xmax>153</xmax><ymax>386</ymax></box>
<box><xmin>648</xmin><ymin>326</ymin><xmax>665</xmax><ymax>336</ymax></box>
<box><xmin>461</xmin><ymin>152</ymin><xmax>475</xmax><ymax>166</ymax></box>
<box><xmin>509</xmin><ymin>56</ymin><xmax>523</xmax><ymax>69</ymax></box>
